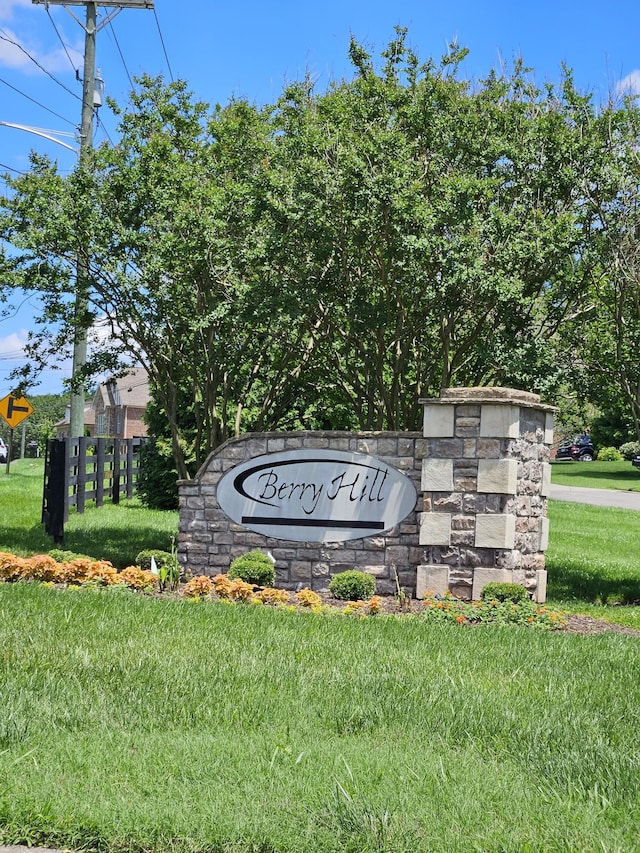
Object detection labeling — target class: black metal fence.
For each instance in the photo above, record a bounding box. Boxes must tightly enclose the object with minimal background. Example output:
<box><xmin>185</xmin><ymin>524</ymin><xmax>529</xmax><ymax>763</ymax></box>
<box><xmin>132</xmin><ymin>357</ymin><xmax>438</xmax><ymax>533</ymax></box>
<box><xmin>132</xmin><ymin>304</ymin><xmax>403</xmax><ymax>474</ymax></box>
<box><xmin>42</xmin><ymin>436</ymin><xmax>146</xmax><ymax>542</ymax></box>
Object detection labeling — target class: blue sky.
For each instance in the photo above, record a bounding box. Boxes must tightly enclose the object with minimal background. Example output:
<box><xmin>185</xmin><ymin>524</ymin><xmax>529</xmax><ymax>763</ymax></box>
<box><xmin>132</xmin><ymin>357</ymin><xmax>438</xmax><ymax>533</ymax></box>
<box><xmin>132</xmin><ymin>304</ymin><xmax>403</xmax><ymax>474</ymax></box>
<box><xmin>1</xmin><ymin>0</ymin><xmax>640</xmax><ymax>395</ymax></box>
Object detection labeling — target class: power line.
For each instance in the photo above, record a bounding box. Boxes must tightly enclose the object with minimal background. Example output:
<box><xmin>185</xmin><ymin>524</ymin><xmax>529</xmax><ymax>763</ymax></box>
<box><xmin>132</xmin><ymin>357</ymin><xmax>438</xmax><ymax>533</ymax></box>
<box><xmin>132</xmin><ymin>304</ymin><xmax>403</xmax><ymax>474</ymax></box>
<box><xmin>45</xmin><ymin>5</ymin><xmax>80</xmax><ymax>77</ymax></box>
<box><xmin>0</xmin><ymin>29</ymin><xmax>81</xmax><ymax>102</ymax></box>
<box><xmin>105</xmin><ymin>15</ymin><xmax>134</xmax><ymax>90</ymax></box>
<box><xmin>0</xmin><ymin>74</ymin><xmax>77</xmax><ymax>127</ymax></box>
<box><xmin>153</xmin><ymin>9</ymin><xmax>174</xmax><ymax>83</ymax></box>
<box><xmin>0</xmin><ymin>161</ymin><xmax>26</xmax><ymax>174</ymax></box>
<box><xmin>95</xmin><ymin>112</ymin><xmax>114</xmax><ymax>146</ymax></box>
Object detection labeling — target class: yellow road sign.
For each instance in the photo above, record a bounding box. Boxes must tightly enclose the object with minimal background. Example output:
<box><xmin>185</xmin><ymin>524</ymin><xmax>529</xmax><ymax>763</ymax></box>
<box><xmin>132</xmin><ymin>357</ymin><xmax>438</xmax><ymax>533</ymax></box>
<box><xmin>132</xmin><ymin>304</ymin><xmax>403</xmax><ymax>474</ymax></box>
<box><xmin>0</xmin><ymin>394</ymin><xmax>35</xmax><ymax>429</ymax></box>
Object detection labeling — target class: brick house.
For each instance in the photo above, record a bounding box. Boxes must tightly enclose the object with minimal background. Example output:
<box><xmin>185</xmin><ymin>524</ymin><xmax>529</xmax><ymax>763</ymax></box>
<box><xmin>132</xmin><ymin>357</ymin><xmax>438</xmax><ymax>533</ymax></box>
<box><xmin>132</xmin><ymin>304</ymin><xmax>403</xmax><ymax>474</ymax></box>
<box><xmin>93</xmin><ymin>367</ymin><xmax>150</xmax><ymax>438</ymax></box>
<box><xmin>55</xmin><ymin>404</ymin><xmax>97</xmax><ymax>439</ymax></box>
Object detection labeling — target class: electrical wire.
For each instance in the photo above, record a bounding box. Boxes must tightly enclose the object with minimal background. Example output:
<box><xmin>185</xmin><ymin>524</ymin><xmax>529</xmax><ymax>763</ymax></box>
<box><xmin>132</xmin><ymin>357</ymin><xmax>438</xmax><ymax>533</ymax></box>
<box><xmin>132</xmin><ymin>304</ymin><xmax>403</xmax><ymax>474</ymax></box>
<box><xmin>105</xmin><ymin>15</ymin><xmax>134</xmax><ymax>90</ymax></box>
<box><xmin>153</xmin><ymin>9</ymin><xmax>174</xmax><ymax>83</ymax></box>
<box><xmin>0</xmin><ymin>74</ymin><xmax>77</xmax><ymax>127</ymax></box>
<box><xmin>0</xmin><ymin>29</ymin><xmax>81</xmax><ymax>102</ymax></box>
<box><xmin>95</xmin><ymin>112</ymin><xmax>114</xmax><ymax>146</ymax></box>
<box><xmin>45</xmin><ymin>6</ymin><xmax>79</xmax><ymax>78</ymax></box>
<box><xmin>0</xmin><ymin>161</ymin><xmax>26</xmax><ymax>174</ymax></box>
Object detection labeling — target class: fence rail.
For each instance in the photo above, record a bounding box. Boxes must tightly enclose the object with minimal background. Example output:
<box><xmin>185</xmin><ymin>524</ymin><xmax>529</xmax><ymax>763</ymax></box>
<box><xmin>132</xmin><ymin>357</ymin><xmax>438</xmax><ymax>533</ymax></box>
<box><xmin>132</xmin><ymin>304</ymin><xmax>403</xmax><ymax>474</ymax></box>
<box><xmin>42</xmin><ymin>437</ymin><xmax>146</xmax><ymax>540</ymax></box>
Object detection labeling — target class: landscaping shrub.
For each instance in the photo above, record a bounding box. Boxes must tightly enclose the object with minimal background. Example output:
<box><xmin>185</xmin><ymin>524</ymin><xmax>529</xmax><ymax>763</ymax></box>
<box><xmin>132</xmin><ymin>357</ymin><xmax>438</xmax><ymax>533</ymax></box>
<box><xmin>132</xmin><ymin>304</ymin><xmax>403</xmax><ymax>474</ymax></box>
<box><xmin>228</xmin><ymin>550</ymin><xmax>275</xmax><ymax>587</ymax></box>
<box><xmin>183</xmin><ymin>575</ymin><xmax>213</xmax><ymax>598</ymax></box>
<box><xmin>329</xmin><ymin>570</ymin><xmax>376</xmax><ymax>601</ymax></box>
<box><xmin>136</xmin><ymin>547</ymin><xmax>181</xmax><ymax>591</ymax></box>
<box><xmin>597</xmin><ymin>446</ymin><xmax>623</xmax><ymax>462</ymax></box>
<box><xmin>118</xmin><ymin>566</ymin><xmax>158</xmax><ymax>591</ymax></box>
<box><xmin>48</xmin><ymin>549</ymin><xmax>92</xmax><ymax>563</ymax></box>
<box><xmin>480</xmin><ymin>581</ymin><xmax>530</xmax><ymax>603</ymax></box>
<box><xmin>619</xmin><ymin>441</ymin><xmax>640</xmax><ymax>460</ymax></box>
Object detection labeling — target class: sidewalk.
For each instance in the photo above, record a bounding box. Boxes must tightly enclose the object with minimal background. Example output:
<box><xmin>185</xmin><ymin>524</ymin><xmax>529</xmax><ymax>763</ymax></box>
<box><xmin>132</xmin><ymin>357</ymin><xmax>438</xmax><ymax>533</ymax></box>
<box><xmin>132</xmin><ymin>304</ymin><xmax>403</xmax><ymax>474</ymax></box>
<box><xmin>549</xmin><ymin>484</ymin><xmax>640</xmax><ymax>511</ymax></box>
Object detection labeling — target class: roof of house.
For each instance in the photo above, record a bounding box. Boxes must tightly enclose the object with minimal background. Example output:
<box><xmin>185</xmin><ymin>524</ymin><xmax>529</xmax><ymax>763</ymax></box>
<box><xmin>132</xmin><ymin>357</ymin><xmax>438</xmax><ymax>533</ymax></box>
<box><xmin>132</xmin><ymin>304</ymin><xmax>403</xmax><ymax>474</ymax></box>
<box><xmin>97</xmin><ymin>367</ymin><xmax>151</xmax><ymax>409</ymax></box>
<box><xmin>54</xmin><ymin>404</ymin><xmax>96</xmax><ymax>428</ymax></box>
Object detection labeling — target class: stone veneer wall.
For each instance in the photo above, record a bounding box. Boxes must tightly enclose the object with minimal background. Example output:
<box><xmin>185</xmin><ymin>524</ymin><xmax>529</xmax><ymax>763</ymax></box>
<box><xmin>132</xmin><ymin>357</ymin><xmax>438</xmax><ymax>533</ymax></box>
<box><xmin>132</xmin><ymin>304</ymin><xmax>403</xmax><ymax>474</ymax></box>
<box><xmin>177</xmin><ymin>388</ymin><xmax>555</xmax><ymax>602</ymax></box>
<box><xmin>177</xmin><ymin>431</ymin><xmax>425</xmax><ymax>596</ymax></box>
<box><xmin>417</xmin><ymin>387</ymin><xmax>555</xmax><ymax>603</ymax></box>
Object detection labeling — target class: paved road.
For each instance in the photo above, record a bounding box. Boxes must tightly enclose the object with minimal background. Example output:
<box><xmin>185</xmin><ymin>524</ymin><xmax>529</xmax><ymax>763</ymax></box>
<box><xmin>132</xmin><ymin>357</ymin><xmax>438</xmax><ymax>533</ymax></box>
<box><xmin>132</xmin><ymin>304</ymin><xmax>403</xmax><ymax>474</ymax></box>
<box><xmin>550</xmin><ymin>484</ymin><xmax>640</xmax><ymax>511</ymax></box>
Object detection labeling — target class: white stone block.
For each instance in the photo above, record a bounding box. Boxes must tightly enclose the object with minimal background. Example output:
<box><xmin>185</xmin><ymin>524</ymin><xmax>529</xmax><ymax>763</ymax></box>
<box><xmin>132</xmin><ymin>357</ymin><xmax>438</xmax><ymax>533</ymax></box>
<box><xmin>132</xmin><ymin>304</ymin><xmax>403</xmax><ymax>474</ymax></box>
<box><xmin>471</xmin><ymin>568</ymin><xmax>510</xmax><ymax>601</ymax></box>
<box><xmin>539</xmin><ymin>516</ymin><xmax>550</xmax><ymax>551</ymax></box>
<box><xmin>475</xmin><ymin>514</ymin><xmax>516</xmax><ymax>549</ymax></box>
<box><xmin>416</xmin><ymin>565</ymin><xmax>449</xmax><ymax>598</ymax></box>
<box><xmin>421</xmin><ymin>458</ymin><xmax>454</xmax><ymax>492</ymax></box>
<box><xmin>423</xmin><ymin>404</ymin><xmax>455</xmax><ymax>438</ymax></box>
<box><xmin>477</xmin><ymin>459</ymin><xmax>518</xmax><ymax>494</ymax></box>
<box><xmin>533</xmin><ymin>569</ymin><xmax>547</xmax><ymax>603</ymax></box>
<box><xmin>544</xmin><ymin>413</ymin><xmax>554</xmax><ymax>445</ymax></box>
<box><xmin>541</xmin><ymin>463</ymin><xmax>552</xmax><ymax>497</ymax></box>
<box><xmin>480</xmin><ymin>404</ymin><xmax>520</xmax><ymax>438</ymax></box>
<box><xmin>419</xmin><ymin>512</ymin><xmax>451</xmax><ymax>546</ymax></box>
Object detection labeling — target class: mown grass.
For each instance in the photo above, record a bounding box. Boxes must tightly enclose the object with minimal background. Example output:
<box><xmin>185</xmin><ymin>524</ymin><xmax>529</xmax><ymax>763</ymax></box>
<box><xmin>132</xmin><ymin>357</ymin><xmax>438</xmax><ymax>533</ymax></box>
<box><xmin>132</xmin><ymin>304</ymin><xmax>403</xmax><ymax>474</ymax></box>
<box><xmin>551</xmin><ymin>459</ymin><xmax>640</xmax><ymax>491</ymax></box>
<box><xmin>0</xmin><ymin>458</ymin><xmax>177</xmax><ymax>567</ymax></box>
<box><xmin>0</xmin><ymin>582</ymin><xmax>639</xmax><ymax>853</ymax></box>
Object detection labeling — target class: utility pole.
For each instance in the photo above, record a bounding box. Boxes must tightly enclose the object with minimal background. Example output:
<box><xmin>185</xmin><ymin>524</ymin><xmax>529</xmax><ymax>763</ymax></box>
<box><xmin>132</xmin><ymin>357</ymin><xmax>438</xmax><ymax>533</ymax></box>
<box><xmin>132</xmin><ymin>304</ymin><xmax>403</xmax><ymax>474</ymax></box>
<box><xmin>32</xmin><ymin>0</ymin><xmax>154</xmax><ymax>437</ymax></box>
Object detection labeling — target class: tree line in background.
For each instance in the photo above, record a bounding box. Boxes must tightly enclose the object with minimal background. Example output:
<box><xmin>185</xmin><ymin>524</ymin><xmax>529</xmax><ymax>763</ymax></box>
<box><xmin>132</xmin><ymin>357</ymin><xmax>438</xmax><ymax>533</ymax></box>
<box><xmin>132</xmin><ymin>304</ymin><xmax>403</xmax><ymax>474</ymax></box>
<box><xmin>2</xmin><ymin>29</ymin><xmax>640</xmax><ymax>487</ymax></box>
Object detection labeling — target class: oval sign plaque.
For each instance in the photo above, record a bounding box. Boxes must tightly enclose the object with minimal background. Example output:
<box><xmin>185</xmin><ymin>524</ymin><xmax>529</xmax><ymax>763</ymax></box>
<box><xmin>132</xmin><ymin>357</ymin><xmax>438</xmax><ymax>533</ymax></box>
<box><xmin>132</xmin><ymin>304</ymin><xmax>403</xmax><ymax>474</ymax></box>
<box><xmin>216</xmin><ymin>448</ymin><xmax>417</xmax><ymax>543</ymax></box>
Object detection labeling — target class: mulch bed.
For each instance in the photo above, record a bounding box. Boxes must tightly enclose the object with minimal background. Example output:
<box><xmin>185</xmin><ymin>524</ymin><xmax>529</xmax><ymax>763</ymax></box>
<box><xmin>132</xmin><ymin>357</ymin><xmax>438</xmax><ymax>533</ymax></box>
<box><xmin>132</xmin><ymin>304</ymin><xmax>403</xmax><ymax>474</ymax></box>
<box><xmin>562</xmin><ymin>613</ymin><xmax>640</xmax><ymax>637</ymax></box>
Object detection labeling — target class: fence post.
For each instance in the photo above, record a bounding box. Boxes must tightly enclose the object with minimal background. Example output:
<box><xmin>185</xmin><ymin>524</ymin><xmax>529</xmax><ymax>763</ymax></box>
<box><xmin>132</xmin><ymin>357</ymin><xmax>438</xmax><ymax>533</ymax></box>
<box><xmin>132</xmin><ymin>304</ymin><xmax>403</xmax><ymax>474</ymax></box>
<box><xmin>96</xmin><ymin>437</ymin><xmax>105</xmax><ymax>507</ymax></box>
<box><xmin>112</xmin><ymin>437</ymin><xmax>121</xmax><ymax>504</ymax></box>
<box><xmin>42</xmin><ymin>438</ymin><xmax>66</xmax><ymax>544</ymax></box>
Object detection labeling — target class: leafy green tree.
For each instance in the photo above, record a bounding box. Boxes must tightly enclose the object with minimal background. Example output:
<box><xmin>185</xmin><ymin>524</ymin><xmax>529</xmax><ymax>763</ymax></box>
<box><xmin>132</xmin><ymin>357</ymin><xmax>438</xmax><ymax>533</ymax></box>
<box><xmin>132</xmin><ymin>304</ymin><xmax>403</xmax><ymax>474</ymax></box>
<box><xmin>0</xmin><ymin>31</ymin><xmax>615</xmax><ymax>473</ymax></box>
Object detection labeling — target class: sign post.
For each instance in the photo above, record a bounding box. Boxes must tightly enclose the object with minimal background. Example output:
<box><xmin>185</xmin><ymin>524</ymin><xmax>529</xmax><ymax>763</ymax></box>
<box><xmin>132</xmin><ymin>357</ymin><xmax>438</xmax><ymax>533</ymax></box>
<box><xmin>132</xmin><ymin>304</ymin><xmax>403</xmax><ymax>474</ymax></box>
<box><xmin>0</xmin><ymin>394</ymin><xmax>35</xmax><ymax>473</ymax></box>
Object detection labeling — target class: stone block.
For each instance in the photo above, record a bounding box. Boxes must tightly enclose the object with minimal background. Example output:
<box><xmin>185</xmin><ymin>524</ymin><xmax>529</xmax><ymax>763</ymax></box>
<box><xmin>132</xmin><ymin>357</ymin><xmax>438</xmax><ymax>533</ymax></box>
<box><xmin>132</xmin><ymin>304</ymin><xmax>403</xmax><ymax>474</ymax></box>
<box><xmin>423</xmin><ymin>403</ymin><xmax>455</xmax><ymax>438</ymax></box>
<box><xmin>419</xmin><ymin>512</ymin><xmax>451</xmax><ymax>546</ymax></box>
<box><xmin>541</xmin><ymin>463</ymin><xmax>552</xmax><ymax>497</ymax></box>
<box><xmin>471</xmin><ymin>568</ymin><xmax>510</xmax><ymax>601</ymax></box>
<box><xmin>540</xmin><ymin>516</ymin><xmax>550</xmax><ymax>551</ymax></box>
<box><xmin>475</xmin><ymin>514</ymin><xmax>516</xmax><ymax>549</ymax></box>
<box><xmin>533</xmin><ymin>569</ymin><xmax>547</xmax><ymax>603</ymax></box>
<box><xmin>421</xmin><ymin>458</ymin><xmax>454</xmax><ymax>492</ymax></box>
<box><xmin>544</xmin><ymin>413</ymin><xmax>554</xmax><ymax>445</ymax></box>
<box><xmin>477</xmin><ymin>459</ymin><xmax>518</xmax><ymax>495</ymax></box>
<box><xmin>480</xmin><ymin>404</ymin><xmax>520</xmax><ymax>438</ymax></box>
<box><xmin>416</xmin><ymin>564</ymin><xmax>449</xmax><ymax>598</ymax></box>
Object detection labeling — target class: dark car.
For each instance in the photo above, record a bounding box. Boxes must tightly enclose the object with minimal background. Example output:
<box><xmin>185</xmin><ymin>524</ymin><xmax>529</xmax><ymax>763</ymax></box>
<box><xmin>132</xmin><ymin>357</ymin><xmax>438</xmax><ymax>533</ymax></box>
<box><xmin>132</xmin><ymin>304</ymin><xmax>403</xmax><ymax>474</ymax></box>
<box><xmin>632</xmin><ymin>454</ymin><xmax>640</xmax><ymax>471</ymax></box>
<box><xmin>556</xmin><ymin>434</ymin><xmax>595</xmax><ymax>462</ymax></box>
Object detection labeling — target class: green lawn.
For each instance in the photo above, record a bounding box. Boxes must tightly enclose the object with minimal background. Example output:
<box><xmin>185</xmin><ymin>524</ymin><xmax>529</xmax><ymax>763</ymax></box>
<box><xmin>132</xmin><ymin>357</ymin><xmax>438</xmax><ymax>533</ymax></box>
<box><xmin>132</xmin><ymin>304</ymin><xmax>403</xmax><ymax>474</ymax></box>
<box><xmin>1</xmin><ymin>457</ymin><xmax>640</xmax><ymax>851</ymax></box>
<box><xmin>0</xmin><ymin>582</ymin><xmax>638</xmax><ymax>853</ymax></box>
<box><xmin>551</xmin><ymin>459</ymin><xmax>640</xmax><ymax>490</ymax></box>
<box><xmin>0</xmin><ymin>458</ymin><xmax>177</xmax><ymax>567</ymax></box>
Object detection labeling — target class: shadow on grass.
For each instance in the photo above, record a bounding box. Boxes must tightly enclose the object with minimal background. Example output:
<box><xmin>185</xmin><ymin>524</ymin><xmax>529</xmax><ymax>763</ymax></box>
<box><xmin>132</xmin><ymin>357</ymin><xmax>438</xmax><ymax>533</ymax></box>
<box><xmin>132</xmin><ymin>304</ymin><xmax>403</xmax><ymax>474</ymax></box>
<box><xmin>2</xmin><ymin>504</ymin><xmax>177</xmax><ymax>569</ymax></box>
<box><xmin>547</xmin><ymin>557</ymin><xmax>640</xmax><ymax>604</ymax></box>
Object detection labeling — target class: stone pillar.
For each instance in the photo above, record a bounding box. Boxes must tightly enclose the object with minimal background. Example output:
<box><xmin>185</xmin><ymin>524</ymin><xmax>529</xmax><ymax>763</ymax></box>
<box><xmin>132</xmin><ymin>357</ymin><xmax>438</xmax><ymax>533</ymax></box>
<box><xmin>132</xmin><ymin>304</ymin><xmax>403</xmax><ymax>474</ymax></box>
<box><xmin>416</xmin><ymin>388</ymin><xmax>555</xmax><ymax>603</ymax></box>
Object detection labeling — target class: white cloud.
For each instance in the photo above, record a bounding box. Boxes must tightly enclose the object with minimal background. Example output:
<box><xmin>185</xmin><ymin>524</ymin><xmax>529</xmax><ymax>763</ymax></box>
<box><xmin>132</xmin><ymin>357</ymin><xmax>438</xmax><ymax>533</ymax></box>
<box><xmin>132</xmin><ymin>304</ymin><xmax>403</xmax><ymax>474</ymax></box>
<box><xmin>0</xmin><ymin>329</ymin><xmax>27</xmax><ymax>357</ymax></box>
<box><xmin>616</xmin><ymin>70</ymin><xmax>640</xmax><ymax>97</ymax></box>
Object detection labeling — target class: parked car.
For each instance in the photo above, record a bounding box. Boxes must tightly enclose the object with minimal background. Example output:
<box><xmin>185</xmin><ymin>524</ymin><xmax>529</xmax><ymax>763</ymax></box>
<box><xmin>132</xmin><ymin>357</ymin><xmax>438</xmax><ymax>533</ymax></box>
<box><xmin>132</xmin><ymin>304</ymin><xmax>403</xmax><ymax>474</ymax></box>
<box><xmin>0</xmin><ymin>437</ymin><xmax>7</xmax><ymax>463</ymax></box>
<box><xmin>556</xmin><ymin>434</ymin><xmax>596</xmax><ymax>462</ymax></box>
<box><xmin>632</xmin><ymin>454</ymin><xmax>640</xmax><ymax>471</ymax></box>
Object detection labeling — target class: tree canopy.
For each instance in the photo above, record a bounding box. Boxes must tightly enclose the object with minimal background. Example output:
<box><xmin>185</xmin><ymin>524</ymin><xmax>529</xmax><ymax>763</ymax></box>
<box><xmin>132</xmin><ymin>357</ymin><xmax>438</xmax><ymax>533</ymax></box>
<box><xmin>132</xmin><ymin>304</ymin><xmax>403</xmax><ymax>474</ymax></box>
<box><xmin>2</xmin><ymin>29</ymin><xmax>639</xmax><ymax>478</ymax></box>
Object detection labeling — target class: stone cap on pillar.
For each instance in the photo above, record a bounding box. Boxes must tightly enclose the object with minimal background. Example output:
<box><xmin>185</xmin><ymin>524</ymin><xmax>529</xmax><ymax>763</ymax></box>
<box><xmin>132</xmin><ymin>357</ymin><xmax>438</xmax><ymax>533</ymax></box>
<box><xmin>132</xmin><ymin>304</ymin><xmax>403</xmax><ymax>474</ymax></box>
<box><xmin>419</xmin><ymin>386</ymin><xmax>558</xmax><ymax>413</ymax></box>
